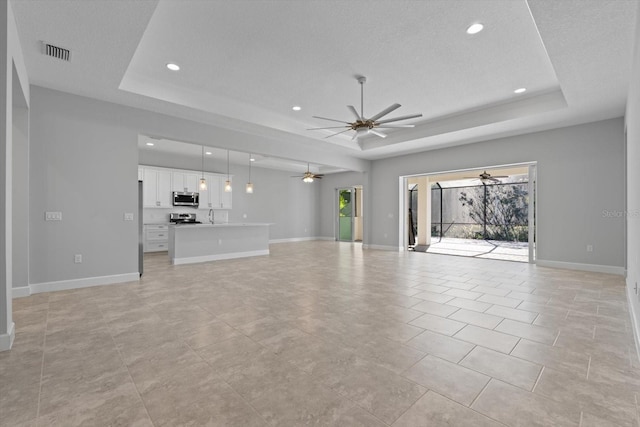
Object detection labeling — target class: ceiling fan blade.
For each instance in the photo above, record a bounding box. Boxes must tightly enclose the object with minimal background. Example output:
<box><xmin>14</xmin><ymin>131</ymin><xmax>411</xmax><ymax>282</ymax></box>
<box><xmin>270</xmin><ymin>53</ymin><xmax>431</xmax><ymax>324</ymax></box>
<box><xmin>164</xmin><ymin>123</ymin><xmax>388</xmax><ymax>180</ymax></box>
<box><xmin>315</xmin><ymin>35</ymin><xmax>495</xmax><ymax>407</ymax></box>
<box><xmin>324</xmin><ymin>128</ymin><xmax>354</xmax><ymax>138</ymax></box>
<box><xmin>307</xmin><ymin>126</ymin><xmax>350</xmax><ymax>130</ymax></box>
<box><xmin>369</xmin><ymin>129</ymin><xmax>387</xmax><ymax>138</ymax></box>
<box><xmin>376</xmin><ymin>113</ymin><xmax>423</xmax><ymax>125</ymax></box>
<box><xmin>347</xmin><ymin>105</ymin><xmax>362</xmax><ymax>121</ymax></box>
<box><xmin>376</xmin><ymin>124</ymin><xmax>415</xmax><ymax>129</ymax></box>
<box><xmin>312</xmin><ymin>115</ymin><xmax>351</xmax><ymax>124</ymax></box>
<box><xmin>369</xmin><ymin>103</ymin><xmax>401</xmax><ymax>121</ymax></box>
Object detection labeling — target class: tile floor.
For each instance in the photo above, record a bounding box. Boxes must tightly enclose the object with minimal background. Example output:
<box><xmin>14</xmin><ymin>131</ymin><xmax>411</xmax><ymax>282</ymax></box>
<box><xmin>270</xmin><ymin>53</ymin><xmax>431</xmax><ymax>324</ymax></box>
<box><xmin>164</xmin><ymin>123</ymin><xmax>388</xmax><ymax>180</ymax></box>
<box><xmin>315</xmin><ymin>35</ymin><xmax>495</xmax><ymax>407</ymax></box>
<box><xmin>1</xmin><ymin>241</ymin><xmax>639</xmax><ymax>426</ymax></box>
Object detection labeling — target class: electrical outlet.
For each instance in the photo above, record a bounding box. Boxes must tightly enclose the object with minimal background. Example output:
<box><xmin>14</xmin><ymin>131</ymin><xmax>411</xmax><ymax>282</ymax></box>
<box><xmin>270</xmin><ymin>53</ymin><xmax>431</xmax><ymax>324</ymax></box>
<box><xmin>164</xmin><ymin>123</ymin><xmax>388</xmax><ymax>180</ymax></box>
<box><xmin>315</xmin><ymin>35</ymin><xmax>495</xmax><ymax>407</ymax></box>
<box><xmin>218</xmin><ymin>239</ymin><xmax>222</xmax><ymax>245</ymax></box>
<box><xmin>242</xmin><ymin>213</ymin><xmax>247</xmax><ymax>219</ymax></box>
<box><xmin>586</xmin><ymin>245</ymin><xmax>593</xmax><ymax>252</ymax></box>
<box><xmin>45</xmin><ymin>212</ymin><xmax>62</xmax><ymax>221</ymax></box>
<box><xmin>74</xmin><ymin>254</ymin><xmax>82</xmax><ymax>264</ymax></box>
<box><xmin>124</xmin><ymin>213</ymin><xmax>134</xmax><ymax>221</ymax></box>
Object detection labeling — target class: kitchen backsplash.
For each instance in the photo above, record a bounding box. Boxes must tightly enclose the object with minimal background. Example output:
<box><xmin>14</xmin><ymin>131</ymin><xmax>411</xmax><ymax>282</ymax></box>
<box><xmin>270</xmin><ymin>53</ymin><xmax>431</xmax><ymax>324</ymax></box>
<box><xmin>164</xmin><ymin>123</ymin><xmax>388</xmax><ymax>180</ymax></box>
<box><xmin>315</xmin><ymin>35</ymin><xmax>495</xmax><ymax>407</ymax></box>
<box><xmin>143</xmin><ymin>208</ymin><xmax>229</xmax><ymax>224</ymax></box>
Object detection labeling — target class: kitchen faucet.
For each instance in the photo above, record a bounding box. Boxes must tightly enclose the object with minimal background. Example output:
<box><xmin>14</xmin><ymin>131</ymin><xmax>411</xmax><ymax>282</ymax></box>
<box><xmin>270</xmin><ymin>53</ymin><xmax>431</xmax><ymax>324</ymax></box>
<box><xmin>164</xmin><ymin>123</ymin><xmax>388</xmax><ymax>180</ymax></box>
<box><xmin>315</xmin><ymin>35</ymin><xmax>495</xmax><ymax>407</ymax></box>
<box><xmin>208</xmin><ymin>209</ymin><xmax>214</xmax><ymax>224</ymax></box>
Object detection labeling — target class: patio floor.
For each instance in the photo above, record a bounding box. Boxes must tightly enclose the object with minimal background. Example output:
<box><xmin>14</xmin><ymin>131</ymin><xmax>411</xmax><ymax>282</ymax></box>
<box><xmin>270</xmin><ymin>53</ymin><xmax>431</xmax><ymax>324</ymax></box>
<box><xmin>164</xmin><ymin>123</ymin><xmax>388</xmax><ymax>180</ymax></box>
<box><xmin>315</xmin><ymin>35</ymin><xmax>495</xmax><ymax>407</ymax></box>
<box><xmin>421</xmin><ymin>237</ymin><xmax>529</xmax><ymax>262</ymax></box>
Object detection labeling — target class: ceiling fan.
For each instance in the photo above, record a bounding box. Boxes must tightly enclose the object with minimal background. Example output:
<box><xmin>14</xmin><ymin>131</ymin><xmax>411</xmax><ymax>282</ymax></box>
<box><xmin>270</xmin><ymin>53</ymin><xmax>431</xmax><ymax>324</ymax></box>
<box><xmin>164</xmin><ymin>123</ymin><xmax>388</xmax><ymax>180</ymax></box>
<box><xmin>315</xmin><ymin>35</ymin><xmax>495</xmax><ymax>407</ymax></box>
<box><xmin>464</xmin><ymin>171</ymin><xmax>509</xmax><ymax>184</ymax></box>
<box><xmin>308</xmin><ymin>76</ymin><xmax>423</xmax><ymax>140</ymax></box>
<box><xmin>291</xmin><ymin>163</ymin><xmax>324</xmax><ymax>183</ymax></box>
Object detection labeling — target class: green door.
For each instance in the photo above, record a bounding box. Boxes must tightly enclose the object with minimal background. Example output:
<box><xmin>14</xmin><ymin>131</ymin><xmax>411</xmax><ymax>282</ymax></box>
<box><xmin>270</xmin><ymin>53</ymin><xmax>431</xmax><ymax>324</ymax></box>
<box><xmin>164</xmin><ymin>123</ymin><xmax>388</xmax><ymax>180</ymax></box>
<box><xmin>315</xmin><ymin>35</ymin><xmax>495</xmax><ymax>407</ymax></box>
<box><xmin>338</xmin><ymin>188</ymin><xmax>354</xmax><ymax>241</ymax></box>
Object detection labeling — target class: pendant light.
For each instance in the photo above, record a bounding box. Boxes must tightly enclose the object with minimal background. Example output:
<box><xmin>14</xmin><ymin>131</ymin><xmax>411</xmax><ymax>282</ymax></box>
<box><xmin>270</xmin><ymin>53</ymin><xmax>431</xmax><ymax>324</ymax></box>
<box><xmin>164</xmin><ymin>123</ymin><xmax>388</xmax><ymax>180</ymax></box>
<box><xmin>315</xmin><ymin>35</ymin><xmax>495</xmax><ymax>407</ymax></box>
<box><xmin>246</xmin><ymin>153</ymin><xmax>254</xmax><ymax>194</ymax></box>
<box><xmin>199</xmin><ymin>146</ymin><xmax>207</xmax><ymax>191</ymax></box>
<box><xmin>224</xmin><ymin>150</ymin><xmax>232</xmax><ymax>192</ymax></box>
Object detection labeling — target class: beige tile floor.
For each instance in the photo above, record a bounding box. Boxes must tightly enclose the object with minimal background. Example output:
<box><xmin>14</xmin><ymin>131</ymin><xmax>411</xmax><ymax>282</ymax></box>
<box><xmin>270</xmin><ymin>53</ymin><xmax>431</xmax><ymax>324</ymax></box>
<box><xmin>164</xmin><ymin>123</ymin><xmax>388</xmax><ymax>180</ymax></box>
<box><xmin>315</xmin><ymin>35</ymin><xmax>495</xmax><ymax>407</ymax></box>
<box><xmin>1</xmin><ymin>241</ymin><xmax>639</xmax><ymax>426</ymax></box>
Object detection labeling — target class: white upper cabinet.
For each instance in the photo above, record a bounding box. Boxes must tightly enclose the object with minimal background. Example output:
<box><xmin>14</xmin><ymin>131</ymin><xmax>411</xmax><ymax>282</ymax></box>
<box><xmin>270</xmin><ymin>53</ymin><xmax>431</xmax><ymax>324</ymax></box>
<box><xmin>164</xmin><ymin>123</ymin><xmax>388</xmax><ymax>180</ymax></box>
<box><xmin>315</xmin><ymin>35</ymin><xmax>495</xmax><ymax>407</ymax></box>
<box><xmin>172</xmin><ymin>172</ymin><xmax>199</xmax><ymax>193</ymax></box>
<box><xmin>219</xmin><ymin>177</ymin><xmax>233</xmax><ymax>209</ymax></box>
<box><xmin>143</xmin><ymin>168</ymin><xmax>172</xmax><ymax>208</ymax></box>
<box><xmin>139</xmin><ymin>165</ymin><xmax>231</xmax><ymax>209</ymax></box>
<box><xmin>199</xmin><ymin>174</ymin><xmax>220</xmax><ymax>209</ymax></box>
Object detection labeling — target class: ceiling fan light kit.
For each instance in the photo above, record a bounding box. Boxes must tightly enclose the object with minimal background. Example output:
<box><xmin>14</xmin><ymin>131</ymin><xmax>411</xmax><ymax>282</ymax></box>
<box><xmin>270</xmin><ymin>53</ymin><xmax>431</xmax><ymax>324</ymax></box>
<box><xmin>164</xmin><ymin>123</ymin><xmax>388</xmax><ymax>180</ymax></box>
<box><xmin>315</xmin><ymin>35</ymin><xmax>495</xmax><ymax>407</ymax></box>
<box><xmin>292</xmin><ymin>163</ymin><xmax>324</xmax><ymax>183</ymax></box>
<box><xmin>309</xmin><ymin>76</ymin><xmax>423</xmax><ymax>141</ymax></box>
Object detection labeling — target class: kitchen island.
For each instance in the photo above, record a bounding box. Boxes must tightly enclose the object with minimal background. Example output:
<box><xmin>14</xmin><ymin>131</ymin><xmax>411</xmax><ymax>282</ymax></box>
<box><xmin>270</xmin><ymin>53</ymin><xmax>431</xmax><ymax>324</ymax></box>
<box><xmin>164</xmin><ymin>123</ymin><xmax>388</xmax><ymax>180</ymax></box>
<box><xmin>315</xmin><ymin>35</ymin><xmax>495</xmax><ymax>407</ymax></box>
<box><xmin>168</xmin><ymin>223</ymin><xmax>271</xmax><ymax>265</ymax></box>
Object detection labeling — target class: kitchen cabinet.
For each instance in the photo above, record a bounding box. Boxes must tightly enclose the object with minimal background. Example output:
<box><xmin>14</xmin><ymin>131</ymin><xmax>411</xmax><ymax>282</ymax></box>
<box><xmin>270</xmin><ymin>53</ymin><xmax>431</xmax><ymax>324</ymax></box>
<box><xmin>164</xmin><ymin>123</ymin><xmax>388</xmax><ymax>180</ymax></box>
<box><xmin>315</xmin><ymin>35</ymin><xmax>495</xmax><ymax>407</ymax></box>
<box><xmin>142</xmin><ymin>168</ymin><xmax>172</xmax><ymax>208</ymax></box>
<box><xmin>144</xmin><ymin>224</ymin><xmax>169</xmax><ymax>252</ymax></box>
<box><xmin>139</xmin><ymin>165</ymin><xmax>231</xmax><ymax>210</ymax></box>
<box><xmin>219</xmin><ymin>177</ymin><xmax>233</xmax><ymax>209</ymax></box>
<box><xmin>172</xmin><ymin>172</ymin><xmax>199</xmax><ymax>193</ymax></box>
<box><xmin>199</xmin><ymin>174</ymin><xmax>220</xmax><ymax>209</ymax></box>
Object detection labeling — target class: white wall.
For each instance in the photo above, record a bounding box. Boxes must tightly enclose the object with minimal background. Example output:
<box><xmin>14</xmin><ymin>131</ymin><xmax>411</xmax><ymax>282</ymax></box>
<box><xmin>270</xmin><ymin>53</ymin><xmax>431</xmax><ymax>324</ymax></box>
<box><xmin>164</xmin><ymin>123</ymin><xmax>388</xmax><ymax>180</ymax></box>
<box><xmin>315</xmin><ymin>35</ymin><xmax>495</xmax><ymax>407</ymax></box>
<box><xmin>368</xmin><ymin>118</ymin><xmax>626</xmax><ymax>271</ymax></box>
<box><xmin>625</xmin><ymin>6</ymin><xmax>640</xmax><ymax>354</ymax></box>
<box><xmin>139</xmin><ymin>149</ymin><xmax>320</xmax><ymax>240</ymax></box>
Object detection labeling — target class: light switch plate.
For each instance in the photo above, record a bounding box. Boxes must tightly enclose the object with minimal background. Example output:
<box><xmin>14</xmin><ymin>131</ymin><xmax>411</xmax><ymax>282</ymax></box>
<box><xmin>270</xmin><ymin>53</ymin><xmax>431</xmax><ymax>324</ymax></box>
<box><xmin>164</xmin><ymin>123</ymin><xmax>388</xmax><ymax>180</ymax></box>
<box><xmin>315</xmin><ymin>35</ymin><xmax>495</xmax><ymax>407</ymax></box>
<box><xmin>45</xmin><ymin>212</ymin><xmax>62</xmax><ymax>221</ymax></box>
<box><xmin>124</xmin><ymin>213</ymin><xmax>134</xmax><ymax>221</ymax></box>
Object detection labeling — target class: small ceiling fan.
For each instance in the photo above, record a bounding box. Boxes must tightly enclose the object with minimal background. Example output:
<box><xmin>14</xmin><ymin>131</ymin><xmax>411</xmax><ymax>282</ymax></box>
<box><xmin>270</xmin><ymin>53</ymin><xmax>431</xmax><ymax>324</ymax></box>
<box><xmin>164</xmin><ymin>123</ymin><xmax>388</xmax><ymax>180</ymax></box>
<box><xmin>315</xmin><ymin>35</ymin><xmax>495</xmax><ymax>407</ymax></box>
<box><xmin>464</xmin><ymin>171</ymin><xmax>509</xmax><ymax>184</ymax></box>
<box><xmin>308</xmin><ymin>76</ymin><xmax>423</xmax><ymax>140</ymax></box>
<box><xmin>291</xmin><ymin>163</ymin><xmax>323</xmax><ymax>183</ymax></box>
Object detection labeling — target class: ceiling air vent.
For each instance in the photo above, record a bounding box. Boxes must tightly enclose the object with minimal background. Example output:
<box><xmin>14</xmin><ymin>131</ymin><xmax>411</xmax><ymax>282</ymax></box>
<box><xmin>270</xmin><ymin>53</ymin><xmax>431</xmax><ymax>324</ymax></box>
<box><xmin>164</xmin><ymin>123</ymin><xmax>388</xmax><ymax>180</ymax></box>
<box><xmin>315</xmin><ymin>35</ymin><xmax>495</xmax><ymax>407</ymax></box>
<box><xmin>41</xmin><ymin>42</ymin><xmax>71</xmax><ymax>62</ymax></box>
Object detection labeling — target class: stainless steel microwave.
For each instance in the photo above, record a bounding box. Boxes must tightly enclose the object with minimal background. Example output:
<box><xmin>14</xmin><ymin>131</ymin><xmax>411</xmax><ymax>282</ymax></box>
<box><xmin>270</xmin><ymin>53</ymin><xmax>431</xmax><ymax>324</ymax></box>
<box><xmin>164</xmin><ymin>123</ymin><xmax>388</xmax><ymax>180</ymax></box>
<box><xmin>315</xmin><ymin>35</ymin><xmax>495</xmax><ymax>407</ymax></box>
<box><xmin>173</xmin><ymin>191</ymin><xmax>199</xmax><ymax>207</ymax></box>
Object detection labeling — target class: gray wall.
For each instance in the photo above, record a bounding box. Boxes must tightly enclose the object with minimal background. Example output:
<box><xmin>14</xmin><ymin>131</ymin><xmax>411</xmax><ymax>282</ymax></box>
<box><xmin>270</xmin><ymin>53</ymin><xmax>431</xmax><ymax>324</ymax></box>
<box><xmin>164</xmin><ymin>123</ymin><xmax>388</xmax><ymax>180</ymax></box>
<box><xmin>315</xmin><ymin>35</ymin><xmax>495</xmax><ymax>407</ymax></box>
<box><xmin>30</xmin><ymin>87</ymin><xmax>139</xmax><ymax>284</ymax></box>
<box><xmin>625</xmin><ymin>7</ymin><xmax>640</xmax><ymax>343</ymax></box>
<box><xmin>12</xmin><ymin>104</ymin><xmax>27</xmax><ymax>288</ymax></box>
<box><xmin>139</xmin><ymin>149</ymin><xmax>320</xmax><ymax>240</ymax></box>
<box><xmin>368</xmin><ymin>118</ymin><xmax>625</xmax><ymax>268</ymax></box>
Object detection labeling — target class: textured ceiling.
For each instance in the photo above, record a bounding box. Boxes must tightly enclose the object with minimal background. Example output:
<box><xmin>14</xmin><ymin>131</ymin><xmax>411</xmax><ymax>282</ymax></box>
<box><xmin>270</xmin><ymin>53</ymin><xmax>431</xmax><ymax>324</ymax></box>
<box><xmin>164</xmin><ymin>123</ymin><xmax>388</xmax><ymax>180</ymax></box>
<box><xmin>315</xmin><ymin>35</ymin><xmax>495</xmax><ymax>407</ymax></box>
<box><xmin>10</xmin><ymin>0</ymin><xmax>639</xmax><ymax>170</ymax></box>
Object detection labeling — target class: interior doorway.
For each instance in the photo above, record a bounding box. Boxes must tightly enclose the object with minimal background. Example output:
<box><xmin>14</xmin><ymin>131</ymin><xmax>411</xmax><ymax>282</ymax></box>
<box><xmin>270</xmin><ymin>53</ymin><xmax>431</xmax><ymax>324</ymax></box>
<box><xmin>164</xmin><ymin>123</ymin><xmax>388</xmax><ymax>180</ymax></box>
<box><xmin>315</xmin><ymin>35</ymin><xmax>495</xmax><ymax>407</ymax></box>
<box><xmin>402</xmin><ymin>164</ymin><xmax>536</xmax><ymax>263</ymax></box>
<box><xmin>336</xmin><ymin>186</ymin><xmax>363</xmax><ymax>242</ymax></box>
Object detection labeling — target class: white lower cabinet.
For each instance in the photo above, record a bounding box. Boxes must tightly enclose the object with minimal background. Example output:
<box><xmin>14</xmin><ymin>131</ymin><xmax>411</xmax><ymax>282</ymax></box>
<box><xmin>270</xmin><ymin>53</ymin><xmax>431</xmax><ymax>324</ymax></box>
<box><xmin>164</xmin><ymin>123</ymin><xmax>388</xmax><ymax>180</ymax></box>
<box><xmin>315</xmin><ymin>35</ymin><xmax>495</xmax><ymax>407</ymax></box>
<box><xmin>144</xmin><ymin>224</ymin><xmax>169</xmax><ymax>252</ymax></box>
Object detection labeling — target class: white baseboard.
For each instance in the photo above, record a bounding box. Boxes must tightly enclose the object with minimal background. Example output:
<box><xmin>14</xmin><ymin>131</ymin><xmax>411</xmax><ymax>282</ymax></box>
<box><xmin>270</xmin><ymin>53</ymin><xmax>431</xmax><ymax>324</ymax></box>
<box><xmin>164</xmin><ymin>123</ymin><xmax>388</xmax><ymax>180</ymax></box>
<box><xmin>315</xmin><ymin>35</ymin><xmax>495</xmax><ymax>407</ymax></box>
<box><xmin>535</xmin><ymin>259</ymin><xmax>625</xmax><ymax>275</ymax></box>
<box><xmin>363</xmin><ymin>244</ymin><xmax>401</xmax><ymax>251</ymax></box>
<box><xmin>12</xmin><ymin>286</ymin><xmax>31</xmax><ymax>298</ymax></box>
<box><xmin>0</xmin><ymin>322</ymin><xmax>15</xmax><ymax>352</ymax></box>
<box><xmin>627</xmin><ymin>282</ymin><xmax>640</xmax><ymax>363</ymax></box>
<box><xmin>269</xmin><ymin>237</ymin><xmax>318</xmax><ymax>244</ymax></box>
<box><xmin>316</xmin><ymin>236</ymin><xmax>336</xmax><ymax>241</ymax></box>
<box><xmin>29</xmin><ymin>272</ymin><xmax>140</xmax><ymax>295</ymax></box>
<box><xmin>172</xmin><ymin>249</ymin><xmax>269</xmax><ymax>265</ymax></box>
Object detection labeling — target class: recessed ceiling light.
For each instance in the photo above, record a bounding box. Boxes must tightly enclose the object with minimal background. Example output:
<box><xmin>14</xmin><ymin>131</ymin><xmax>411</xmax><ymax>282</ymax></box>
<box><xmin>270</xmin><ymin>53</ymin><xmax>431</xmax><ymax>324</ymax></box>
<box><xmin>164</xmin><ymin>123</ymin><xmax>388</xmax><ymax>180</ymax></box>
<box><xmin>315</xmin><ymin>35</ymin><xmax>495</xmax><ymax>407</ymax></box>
<box><xmin>205</xmin><ymin>151</ymin><xmax>212</xmax><ymax>155</ymax></box>
<box><xmin>514</xmin><ymin>87</ymin><xmax>527</xmax><ymax>94</ymax></box>
<box><xmin>250</xmin><ymin>157</ymin><xmax>256</xmax><ymax>162</ymax></box>
<box><xmin>146</xmin><ymin>142</ymin><xmax>154</xmax><ymax>146</ymax></box>
<box><xmin>466</xmin><ymin>23</ymin><xmax>484</xmax><ymax>35</ymax></box>
<box><xmin>166</xmin><ymin>63</ymin><xmax>180</xmax><ymax>71</ymax></box>
<box><xmin>292</xmin><ymin>106</ymin><xmax>301</xmax><ymax>111</ymax></box>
